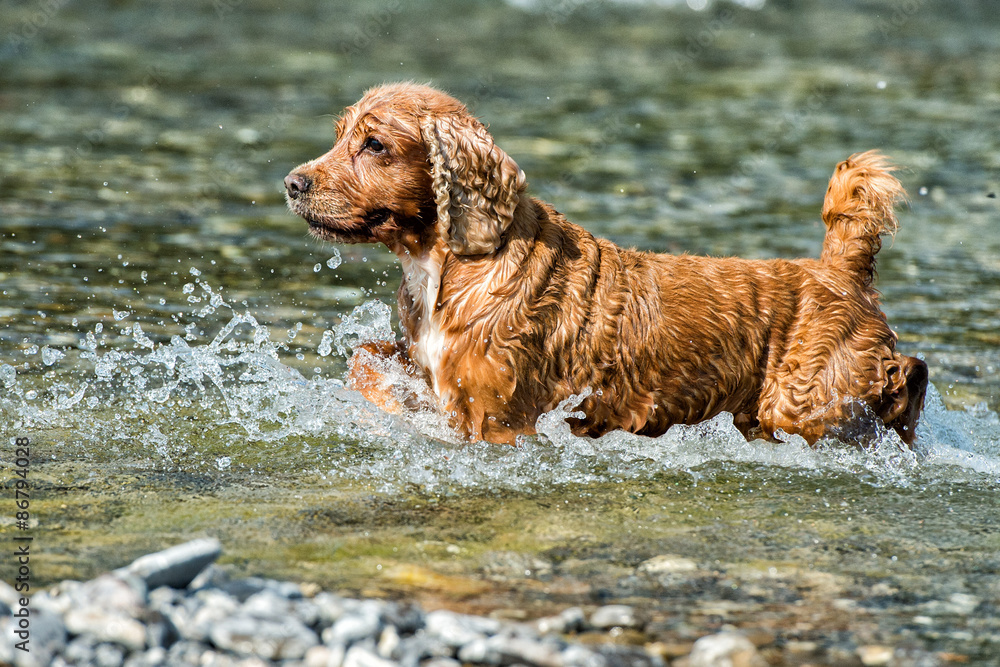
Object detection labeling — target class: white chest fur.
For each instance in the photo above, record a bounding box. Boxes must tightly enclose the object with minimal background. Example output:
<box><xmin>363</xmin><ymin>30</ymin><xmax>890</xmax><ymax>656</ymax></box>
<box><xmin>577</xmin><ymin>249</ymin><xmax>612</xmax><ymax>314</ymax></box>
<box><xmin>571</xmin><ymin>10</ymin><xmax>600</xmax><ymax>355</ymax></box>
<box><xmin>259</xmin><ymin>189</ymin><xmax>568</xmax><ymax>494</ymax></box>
<box><xmin>399</xmin><ymin>247</ymin><xmax>447</xmax><ymax>394</ymax></box>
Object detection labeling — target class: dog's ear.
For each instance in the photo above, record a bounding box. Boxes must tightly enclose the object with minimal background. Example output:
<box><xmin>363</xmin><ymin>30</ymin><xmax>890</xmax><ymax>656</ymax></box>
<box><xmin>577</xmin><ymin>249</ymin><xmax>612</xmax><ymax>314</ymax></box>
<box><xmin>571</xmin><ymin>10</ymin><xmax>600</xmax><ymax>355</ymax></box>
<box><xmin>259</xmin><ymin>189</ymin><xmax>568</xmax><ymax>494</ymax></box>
<box><xmin>420</xmin><ymin>115</ymin><xmax>526</xmax><ymax>255</ymax></box>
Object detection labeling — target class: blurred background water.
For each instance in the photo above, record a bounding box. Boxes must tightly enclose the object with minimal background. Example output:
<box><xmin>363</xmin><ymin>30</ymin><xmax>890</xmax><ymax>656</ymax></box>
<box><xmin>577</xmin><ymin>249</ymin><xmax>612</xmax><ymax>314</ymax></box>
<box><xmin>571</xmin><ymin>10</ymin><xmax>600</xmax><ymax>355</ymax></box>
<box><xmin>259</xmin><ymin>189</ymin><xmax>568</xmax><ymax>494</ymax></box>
<box><xmin>2</xmin><ymin>0</ymin><xmax>1000</xmax><ymax>661</ymax></box>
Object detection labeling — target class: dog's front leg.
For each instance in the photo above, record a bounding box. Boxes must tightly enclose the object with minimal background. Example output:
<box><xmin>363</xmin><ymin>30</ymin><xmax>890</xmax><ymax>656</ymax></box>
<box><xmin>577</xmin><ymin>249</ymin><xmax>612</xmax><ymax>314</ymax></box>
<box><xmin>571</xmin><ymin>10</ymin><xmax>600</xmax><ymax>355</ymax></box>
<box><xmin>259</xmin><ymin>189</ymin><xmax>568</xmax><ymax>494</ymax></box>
<box><xmin>347</xmin><ymin>340</ymin><xmax>429</xmax><ymax>414</ymax></box>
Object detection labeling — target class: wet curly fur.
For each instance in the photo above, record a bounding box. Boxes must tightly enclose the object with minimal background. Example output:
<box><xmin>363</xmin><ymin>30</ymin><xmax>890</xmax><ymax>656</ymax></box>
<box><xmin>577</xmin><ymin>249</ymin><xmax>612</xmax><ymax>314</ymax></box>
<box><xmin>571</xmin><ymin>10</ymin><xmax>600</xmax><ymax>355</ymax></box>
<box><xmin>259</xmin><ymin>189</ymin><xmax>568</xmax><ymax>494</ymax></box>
<box><xmin>284</xmin><ymin>82</ymin><xmax>927</xmax><ymax>446</ymax></box>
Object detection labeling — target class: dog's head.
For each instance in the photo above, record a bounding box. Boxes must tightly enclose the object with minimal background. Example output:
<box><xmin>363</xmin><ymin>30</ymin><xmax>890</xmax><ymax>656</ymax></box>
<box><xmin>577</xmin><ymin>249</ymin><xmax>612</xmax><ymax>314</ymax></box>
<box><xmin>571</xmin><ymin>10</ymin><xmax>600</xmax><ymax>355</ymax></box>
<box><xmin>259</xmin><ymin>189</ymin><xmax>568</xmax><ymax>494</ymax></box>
<box><xmin>284</xmin><ymin>82</ymin><xmax>526</xmax><ymax>256</ymax></box>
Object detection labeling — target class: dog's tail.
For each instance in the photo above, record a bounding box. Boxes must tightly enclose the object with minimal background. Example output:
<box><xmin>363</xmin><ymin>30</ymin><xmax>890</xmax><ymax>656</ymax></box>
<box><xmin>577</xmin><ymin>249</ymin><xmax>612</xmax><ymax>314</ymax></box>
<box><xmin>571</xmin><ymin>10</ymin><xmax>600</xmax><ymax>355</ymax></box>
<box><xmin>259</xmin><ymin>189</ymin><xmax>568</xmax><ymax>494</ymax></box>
<box><xmin>820</xmin><ymin>151</ymin><xmax>905</xmax><ymax>288</ymax></box>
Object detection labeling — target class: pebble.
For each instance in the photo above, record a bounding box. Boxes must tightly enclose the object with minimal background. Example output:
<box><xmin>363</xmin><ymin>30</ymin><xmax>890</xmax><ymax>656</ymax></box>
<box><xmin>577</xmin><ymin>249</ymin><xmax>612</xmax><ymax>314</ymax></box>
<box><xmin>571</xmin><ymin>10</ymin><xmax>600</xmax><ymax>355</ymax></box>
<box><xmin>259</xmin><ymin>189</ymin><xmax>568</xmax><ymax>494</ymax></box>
<box><xmin>590</xmin><ymin>604</ymin><xmax>643</xmax><ymax>630</ymax></box>
<box><xmin>857</xmin><ymin>645</ymin><xmax>894</xmax><ymax>666</ymax></box>
<box><xmin>687</xmin><ymin>632</ymin><xmax>766</xmax><ymax>667</ymax></box>
<box><xmin>209</xmin><ymin>614</ymin><xmax>319</xmax><ymax>660</ymax></box>
<box><xmin>119</xmin><ymin>537</ymin><xmax>222</xmax><ymax>589</ymax></box>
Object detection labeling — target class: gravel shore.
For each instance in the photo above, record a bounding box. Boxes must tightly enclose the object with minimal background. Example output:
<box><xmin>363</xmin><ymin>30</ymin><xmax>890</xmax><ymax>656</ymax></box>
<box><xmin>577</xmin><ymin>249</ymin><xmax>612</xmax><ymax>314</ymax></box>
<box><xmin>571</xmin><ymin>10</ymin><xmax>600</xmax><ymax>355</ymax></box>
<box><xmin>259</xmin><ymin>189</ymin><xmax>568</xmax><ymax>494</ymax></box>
<box><xmin>0</xmin><ymin>538</ymin><xmax>766</xmax><ymax>667</ymax></box>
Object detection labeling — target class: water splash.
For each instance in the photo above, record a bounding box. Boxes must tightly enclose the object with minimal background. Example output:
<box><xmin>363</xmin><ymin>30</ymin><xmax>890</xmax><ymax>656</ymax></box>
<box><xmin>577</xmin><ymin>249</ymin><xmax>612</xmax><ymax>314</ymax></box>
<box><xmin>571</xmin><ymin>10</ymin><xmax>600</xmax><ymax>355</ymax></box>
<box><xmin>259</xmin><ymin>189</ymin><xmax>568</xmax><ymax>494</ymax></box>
<box><xmin>2</xmin><ymin>273</ymin><xmax>998</xmax><ymax>492</ymax></box>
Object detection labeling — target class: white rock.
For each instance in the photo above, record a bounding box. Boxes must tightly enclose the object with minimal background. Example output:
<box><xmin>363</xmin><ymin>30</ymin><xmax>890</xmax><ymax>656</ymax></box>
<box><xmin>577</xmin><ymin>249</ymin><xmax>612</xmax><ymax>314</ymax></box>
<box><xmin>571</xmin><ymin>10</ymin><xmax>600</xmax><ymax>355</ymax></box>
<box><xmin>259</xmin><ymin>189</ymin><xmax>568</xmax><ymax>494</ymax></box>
<box><xmin>688</xmin><ymin>632</ymin><xmax>766</xmax><ymax>667</ymax></box>
<box><xmin>636</xmin><ymin>555</ymin><xmax>698</xmax><ymax>575</ymax></box>
<box><xmin>209</xmin><ymin>614</ymin><xmax>319</xmax><ymax>660</ymax></box>
<box><xmin>589</xmin><ymin>604</ymin><xmax>642</xmax><ymax>630</ymax></box>
<box><xmin>64</xmin><ymin>607</ymin><xmax>146</xmax><ymax>651</ymax></box>
<box><xmin>342</xmin><ymin>645</ymin><xmax>397</xmax><ymax>667</ymax></box>
<box><xmin>425</xmin><ymin>609</ymin><xmax>502</xmax><ymax>646</ymax></box>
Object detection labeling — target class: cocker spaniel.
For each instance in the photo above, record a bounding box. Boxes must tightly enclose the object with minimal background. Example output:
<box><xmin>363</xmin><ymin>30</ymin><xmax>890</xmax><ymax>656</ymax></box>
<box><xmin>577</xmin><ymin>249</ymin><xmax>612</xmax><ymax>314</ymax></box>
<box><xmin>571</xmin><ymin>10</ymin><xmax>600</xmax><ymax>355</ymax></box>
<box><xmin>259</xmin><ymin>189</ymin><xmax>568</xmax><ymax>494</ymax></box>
<box><xmin>284</xmin><ymin>82</ymin><xmax>927</xmax><ymax>447</ymax></box>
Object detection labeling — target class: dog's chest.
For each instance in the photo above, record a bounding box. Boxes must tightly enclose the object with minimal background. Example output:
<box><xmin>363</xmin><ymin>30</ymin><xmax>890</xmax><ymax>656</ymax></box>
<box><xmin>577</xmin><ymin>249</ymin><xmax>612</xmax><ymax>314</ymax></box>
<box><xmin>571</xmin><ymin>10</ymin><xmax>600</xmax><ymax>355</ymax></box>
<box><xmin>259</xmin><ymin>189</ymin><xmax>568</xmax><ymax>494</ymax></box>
<box><xmin>399</xmin><ymin>250</ymin><xmax>447</xmax><ymax>392</ymax></box>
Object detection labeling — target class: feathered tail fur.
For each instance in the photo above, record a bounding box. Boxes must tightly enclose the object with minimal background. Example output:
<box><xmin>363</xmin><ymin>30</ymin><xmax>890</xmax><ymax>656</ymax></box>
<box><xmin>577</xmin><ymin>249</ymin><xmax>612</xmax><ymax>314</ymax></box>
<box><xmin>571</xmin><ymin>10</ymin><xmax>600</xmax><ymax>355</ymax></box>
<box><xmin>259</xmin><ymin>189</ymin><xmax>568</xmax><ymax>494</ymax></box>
<box><xmin>820</xmin><ymin>151</ymin><xmax>905</xmax><ymax>288</ymax></box>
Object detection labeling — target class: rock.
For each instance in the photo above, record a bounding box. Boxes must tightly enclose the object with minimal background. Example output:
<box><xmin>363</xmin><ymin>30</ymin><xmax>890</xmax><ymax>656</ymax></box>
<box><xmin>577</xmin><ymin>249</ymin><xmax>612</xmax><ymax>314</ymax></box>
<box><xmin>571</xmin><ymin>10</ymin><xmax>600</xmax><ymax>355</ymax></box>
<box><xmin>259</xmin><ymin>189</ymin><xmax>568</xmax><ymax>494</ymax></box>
<box><xmin>166</xmin><ymin>588</ymin><xmax>239</xmax><ymax>643</ymax></box>
<box><xmin>123</xmin><ymin>646</ymin><xmax>167</xmax><ymax>667</ymax></box>
<box><xmin>457</xmin><ymin>633</ymin><xmax>565</xmax><ymax>667</ymax></box>
<box><xmin>120</xmin><ymin>538</ymin><xmax>222</xmax><ymax>589</ymax></box>
<box><xmin>688</xmin><ymin>632</ymin><xmax>766</xmax><ymax>667</ymax></box>
<box><xmin>535</xmin><ymin>607</ymin><xmax>585</xmax><ymax>635</ymax></box>
<box><xmin>7</xmin><ymin>608</ymin><xmax>69</xmax><ymax>667</ymax></box>
<box><xmin>636</xmin><ymin>555</ymin><xmax>698</xmax><ymax>576</ymax></box>
<box><xmin>305</xmin><ymin>644</ymin><xmax>346</xmax><ymax>667</ymax></box>
<box><xmin>425</xmin><ymin>609</ymin><xmax>502</xmax><ymax>647</ymax></box>
<box><xmin>422</xmin><ymin>659</ymin><xmax>462</xmax><ymax>667</ymax></box>
<box><xmin>589</xmin><ymin>605</ymin><xmax>643</xmax><ymax>630</ymax></box>
<box><xmin>165</xmin><ymin>640</ymin><xmax>213</xmax><ymax>665</ymax></box>
<box><xmin>455</xmin><ymin>637</ymin><xmax>501</xmax><ymax>664</ymax></box>
<box><xmin>562</xmin><ymin>644</ymin><xmax>608</xmax><ymax>667</ymax></box>
<box><xmin>93</xmin><ymin>642</ymin><xmax>126</xmax><ymax>667</ymax></box>
<box><xmin>376</xmin><ymin>624</ymin><xmax>400</xmax><ymax>658</ymax></box>
<box><xmin>209</xmin><ymin>614</ymin><xmax>320</xmax><ymax>660</ymax></box>
<box><xmin>393</xmin><ymin>634</ymin><xmax>455</xmax><ymax>665</ymax></box>
<box><xmin>63</xmin><ymin>636</ymin><xmax>98</xmax><ymax>666</ymax></box>
<box><xmin>0</xmin><ymin>580</ymin><xmax>19</xmax><ymax>613</ymax></box>
<box><xmin>74</xmin><ymin>574</ymin><xmax>147</xmax><ymax>618</ymax></box>
<box><xmin>343</xmin><ymin>644</ymin><xmax>398</xmax><ymax>667</ymax></box>
<box><xmin>481</xmin><ymin>551</ymin><xmax>554</xmax><ymax>580</ymax></box>
<box><xmin>382</xmin><ymin>601</ymin><xmax>425</xmax><ymax>635</ymax></box>
<box><xmin>857</xmin><ymin>645</ymin><xmax>894</xmax><ymax>666</ymax></box>
<box><xmin>64</xmin><ymin>607</ymin><xmax>146</xmax><ymax>651</ymax></box>
<box><xmin>323</xmin><ymin>609</ymin><xmax>383</xmax><ymax>646</ymax></box>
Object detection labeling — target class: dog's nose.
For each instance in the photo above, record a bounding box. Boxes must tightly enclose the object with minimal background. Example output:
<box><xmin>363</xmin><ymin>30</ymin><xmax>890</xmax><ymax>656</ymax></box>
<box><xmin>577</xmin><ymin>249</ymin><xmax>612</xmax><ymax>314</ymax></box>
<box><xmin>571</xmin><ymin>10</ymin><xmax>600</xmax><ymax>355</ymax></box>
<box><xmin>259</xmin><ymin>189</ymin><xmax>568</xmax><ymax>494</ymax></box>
<box><xmin>284</xmin><ymin>172</ymin><xmax>312</xmax><ymax>198</ymax></box>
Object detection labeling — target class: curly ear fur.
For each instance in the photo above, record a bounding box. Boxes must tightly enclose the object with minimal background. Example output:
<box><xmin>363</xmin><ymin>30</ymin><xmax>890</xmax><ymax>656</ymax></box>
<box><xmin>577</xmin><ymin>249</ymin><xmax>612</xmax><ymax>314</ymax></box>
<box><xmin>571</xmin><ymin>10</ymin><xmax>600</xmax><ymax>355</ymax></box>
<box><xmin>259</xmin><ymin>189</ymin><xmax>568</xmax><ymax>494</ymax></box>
<box><xmin>420</xmin><ymin>115</ymin><xmax>526</xmax><ymax>255</ymax></box>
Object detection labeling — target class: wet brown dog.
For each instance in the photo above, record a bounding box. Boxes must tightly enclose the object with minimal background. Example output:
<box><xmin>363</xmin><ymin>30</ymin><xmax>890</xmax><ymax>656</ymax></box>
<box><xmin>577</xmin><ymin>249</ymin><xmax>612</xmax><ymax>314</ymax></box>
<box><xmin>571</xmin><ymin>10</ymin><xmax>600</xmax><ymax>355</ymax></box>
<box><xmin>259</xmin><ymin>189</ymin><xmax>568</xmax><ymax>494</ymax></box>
<box><xmin>284</xmin><ymin>82</ymin><xmax>927</xmax><ymax>446</ymax></box>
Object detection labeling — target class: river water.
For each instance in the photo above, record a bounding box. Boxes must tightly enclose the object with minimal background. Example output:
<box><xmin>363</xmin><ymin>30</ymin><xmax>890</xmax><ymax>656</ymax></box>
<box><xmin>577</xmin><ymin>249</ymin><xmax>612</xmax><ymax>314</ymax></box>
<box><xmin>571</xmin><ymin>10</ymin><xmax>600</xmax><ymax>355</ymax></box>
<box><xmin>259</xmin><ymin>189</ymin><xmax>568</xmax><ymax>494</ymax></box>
<box><xmin>2</xmin><ymin>0</ymin><xmax>999</xmax><ymax>662</ymax></box>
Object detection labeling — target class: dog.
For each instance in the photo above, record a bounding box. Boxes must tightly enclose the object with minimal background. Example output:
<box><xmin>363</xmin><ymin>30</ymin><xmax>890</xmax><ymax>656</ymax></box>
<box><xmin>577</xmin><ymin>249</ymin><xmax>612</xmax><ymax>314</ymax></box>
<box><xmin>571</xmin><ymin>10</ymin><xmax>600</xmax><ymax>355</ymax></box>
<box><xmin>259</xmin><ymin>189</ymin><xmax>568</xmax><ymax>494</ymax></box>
<box><xmin>284</xmin><ymin>82</ymin><xmax>927</xmax><ymax>447</ymax></box>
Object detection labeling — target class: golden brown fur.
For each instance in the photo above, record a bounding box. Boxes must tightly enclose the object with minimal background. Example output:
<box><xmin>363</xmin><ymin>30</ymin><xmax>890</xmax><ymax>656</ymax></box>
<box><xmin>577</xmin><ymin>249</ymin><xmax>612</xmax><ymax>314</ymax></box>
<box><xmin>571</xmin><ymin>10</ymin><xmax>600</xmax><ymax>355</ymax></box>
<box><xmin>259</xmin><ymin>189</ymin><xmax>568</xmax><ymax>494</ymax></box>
<box><xmin>285</xmin><ymin>82</ymin><xmax>927</xmax><ymax>446</ymax></box>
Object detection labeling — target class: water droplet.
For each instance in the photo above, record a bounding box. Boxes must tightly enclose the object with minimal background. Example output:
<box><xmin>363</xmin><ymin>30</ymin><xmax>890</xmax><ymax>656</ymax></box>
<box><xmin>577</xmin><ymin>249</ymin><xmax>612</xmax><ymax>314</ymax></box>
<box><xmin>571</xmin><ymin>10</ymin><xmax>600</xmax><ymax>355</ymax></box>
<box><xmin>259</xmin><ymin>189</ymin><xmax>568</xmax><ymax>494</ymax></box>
<box><xmin>313</xmin><ymin>263</ymin><xmax>322</xmax><ymax>272</ymax></box>
<box><xmin>41</xmin><ymin>347</ymin><xmax>65</xmax><ymax>366</ymax></box>
<box><xmin>0</xmin><ymin>364</ymin><xmax>17</xmax><ymax>388</ymax></box>
<box><xmin>326</xmin><ymin>249</ymin><xmax>343</xmax><ymax>269</ymax></box>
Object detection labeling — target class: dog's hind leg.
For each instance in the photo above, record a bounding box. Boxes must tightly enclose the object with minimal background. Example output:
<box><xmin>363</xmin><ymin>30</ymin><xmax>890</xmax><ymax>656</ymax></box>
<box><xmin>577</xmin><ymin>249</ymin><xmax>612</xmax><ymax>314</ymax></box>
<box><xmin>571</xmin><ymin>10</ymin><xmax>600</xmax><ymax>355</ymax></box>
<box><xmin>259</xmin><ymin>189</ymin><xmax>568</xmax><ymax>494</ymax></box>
<box><xmin>880</xmin><ymin>354</ymin><xmax>928</xmax><ymax>446</ymax></box>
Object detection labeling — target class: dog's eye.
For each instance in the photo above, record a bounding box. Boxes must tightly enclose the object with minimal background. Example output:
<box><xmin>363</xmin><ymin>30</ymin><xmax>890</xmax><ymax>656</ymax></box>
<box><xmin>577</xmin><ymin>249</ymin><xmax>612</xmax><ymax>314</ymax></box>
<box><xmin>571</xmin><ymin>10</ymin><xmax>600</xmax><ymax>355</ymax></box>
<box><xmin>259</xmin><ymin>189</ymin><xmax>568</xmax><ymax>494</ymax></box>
<box><xmin>364</xmin><ymin>137</ymin><xmax>386</xmax><ymax>153</ymax></box>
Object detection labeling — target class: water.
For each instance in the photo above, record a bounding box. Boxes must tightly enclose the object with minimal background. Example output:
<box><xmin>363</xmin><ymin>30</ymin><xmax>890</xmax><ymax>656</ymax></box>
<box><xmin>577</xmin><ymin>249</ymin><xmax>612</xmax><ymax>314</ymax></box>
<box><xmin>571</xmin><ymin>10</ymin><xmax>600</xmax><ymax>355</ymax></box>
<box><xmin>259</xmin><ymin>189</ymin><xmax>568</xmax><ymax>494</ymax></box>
<box><xmin>2</xmin><ymin>0</ymin><xmax>1000</xmax><ymax>660</ymax></box>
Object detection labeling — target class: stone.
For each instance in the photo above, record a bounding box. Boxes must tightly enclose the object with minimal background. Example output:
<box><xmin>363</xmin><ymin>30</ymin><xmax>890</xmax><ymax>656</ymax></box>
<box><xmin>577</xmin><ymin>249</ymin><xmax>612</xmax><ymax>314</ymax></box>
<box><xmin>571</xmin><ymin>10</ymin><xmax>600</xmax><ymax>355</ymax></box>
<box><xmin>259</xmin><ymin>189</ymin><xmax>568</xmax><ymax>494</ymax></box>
<box><xmin>535</xmin><ymin>607</ymin><xmax>586</xmax><ymax>635</ymax></box>
<box><xmin>425</xmin><ymin>609</ymin><xmax>502</xmax><ymax>647</ymax></box>
<box><xmin>688</xmin><ymin>632</ymin><xmax>766</xmax><ymax>667</ymax></box>
<box><xmin>323</xmin><ymin>610</ymin><xmax>383</xmax><ymax>646</ymax></box>
<box><xmin>562</xmin><ymin>644</ymin><xmax>608</xmax><ymax>667</ymax></box>
<box><xmin>209</xmin><ymin>614</ymin><xmax>320</xmax><ymax>660</ymax></box>
<box><xmin>422</xmin><ymin>659</ymin><xmax>462</xmax><ymax>667</ymax></box>
<box><xmin>123</xmin><ymin>646</ymin><xmax>167</xmax><ymax>667</ymax></box>
<box><xmin>93</xmin><ymin>642</ymin><xmax>126</xmax><ymax>667</ymax></box>
<box><xmin>857</xmin><ymin>645</ymin><xmax>894</xmax><ymax>666</ymax></box>
<box><xmin>64</xmin><ymin>607</ymin><xmax>147</xmax><ymax>652</ymax></box>
<box><xmin>382</xmin><ymin>601</ymin><xmax>425</xmax><ymax>635</ymax></box>
<box><xmin>305</xmin><ymin>644</ymin><xmax>346</xmax><ymax>667</ymax></box>
<box><xmin>124</xmin><ymin>646</ymin><xmax>167</xmax><ymax>667</ymax></box>
<box><xmin>120</xmin><ymin>538</ymin><xmax>222</xmax><ymax>590</ymax></box>
<box><xmin>636</xmin><ymin>555</ymin><xmax>698</xmax><ymax>576</ymax></box>
<box><xmin>393</xmin><ymin>634</ymin><xmax>455</xmax><ymax>666</ymax></box>
<box><xmin>74</xmin><ymin>574</ymin><xmax>147</xmax><ymax>618</ymax></box>
<box><xmin>589</xmin><ymin>605</ymin><xmax>643</xmax><ymax>630</ymax></box>
<box><xmin>376</xmin><ymin>624</ymin><xmax>400</xmax><ymax>658</ymax></box>
<box><xmin>343</xmin><ymin>644</ymin><xmax>397</xmax><ymax>667</ymax></box>
<box><xmin>0</xmin><ymin>580</ymin><xmax>19</xmax><ymax>613</ymax></box>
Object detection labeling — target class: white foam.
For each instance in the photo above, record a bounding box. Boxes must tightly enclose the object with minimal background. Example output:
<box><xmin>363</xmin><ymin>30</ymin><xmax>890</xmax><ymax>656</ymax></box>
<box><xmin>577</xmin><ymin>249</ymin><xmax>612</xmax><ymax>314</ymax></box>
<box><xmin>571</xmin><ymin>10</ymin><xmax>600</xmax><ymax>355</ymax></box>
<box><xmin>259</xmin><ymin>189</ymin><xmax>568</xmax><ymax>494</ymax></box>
<box><xmin>5</xmin><ymin>282</ymin><xmax>998</xmax><ymax>492</ymax></box>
